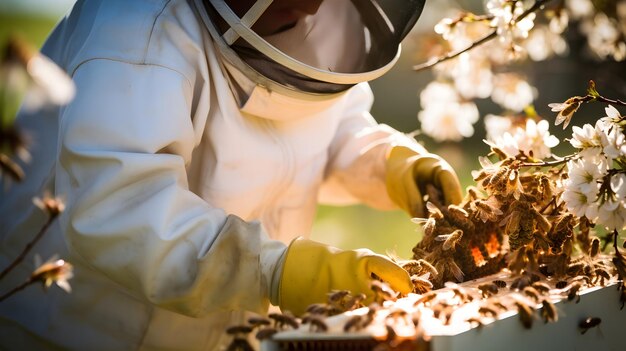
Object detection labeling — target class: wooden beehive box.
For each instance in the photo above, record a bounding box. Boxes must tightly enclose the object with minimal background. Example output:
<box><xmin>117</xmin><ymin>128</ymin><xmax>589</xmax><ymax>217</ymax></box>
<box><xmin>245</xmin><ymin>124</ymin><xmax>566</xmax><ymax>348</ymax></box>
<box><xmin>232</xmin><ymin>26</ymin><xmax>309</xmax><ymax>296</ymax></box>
<box><xmin>260</xmin><ymin>274</ymin><xmax>625</xmax><ymax>351</ymax></box>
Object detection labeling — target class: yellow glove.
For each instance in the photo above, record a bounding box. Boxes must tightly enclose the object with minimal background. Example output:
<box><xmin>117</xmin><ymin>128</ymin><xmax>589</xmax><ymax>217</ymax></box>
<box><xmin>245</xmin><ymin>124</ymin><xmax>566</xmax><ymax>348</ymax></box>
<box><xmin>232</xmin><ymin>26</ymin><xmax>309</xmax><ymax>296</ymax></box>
<box><xmin>278</xmin><ymin>238</ymin><xmax>412</xmax><ymax>316</ymax></box>
<box><xmin>386</xmin><ymin>145</ymin><xmax>463</xmax><ymax>218</ymax></box>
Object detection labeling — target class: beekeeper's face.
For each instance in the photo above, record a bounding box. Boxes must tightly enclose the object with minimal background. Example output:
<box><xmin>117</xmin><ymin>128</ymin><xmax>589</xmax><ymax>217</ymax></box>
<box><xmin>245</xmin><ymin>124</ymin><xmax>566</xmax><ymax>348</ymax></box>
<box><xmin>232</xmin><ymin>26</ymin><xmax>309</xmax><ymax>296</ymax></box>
<box><xmin>225</xmin><ymin>0</ymin><xmax>324</xmax><ymax>35</ymax></box>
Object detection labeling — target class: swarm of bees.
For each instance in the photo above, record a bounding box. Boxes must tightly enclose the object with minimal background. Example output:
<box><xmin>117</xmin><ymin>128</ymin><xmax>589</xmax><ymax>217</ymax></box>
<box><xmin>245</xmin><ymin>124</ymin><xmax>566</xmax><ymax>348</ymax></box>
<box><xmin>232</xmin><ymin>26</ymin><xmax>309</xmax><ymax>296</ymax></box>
<box><xmin>227</xmin><ymin>148</ymin><xmax>626</xmax><ymax>351</ymax></box>
<box><xmin>411</xmin><ymin>147</ymin><xmax>624</xmax><ymax>296</ymax></box>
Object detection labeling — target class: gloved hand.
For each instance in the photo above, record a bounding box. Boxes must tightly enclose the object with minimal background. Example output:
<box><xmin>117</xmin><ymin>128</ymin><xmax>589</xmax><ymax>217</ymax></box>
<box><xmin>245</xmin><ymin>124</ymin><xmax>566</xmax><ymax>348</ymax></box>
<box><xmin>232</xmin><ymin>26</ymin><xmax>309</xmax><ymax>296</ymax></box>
<box><xmin>277</xmin><ymin>238</ymin><xmax>412</xmax><ymax>315</ymax></box>
<box><xmin>386</xmin><ymin>145</ymin><xmax>463</xmax><ymax>218</ymax></box>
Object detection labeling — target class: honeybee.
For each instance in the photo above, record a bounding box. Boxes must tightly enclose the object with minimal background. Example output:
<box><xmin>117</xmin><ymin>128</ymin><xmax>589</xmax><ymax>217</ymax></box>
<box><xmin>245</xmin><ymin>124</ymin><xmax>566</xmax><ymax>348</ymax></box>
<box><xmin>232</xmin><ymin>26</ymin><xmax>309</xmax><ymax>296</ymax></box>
<box><xmin>492</xmin><ymin>280</ymin><xmax>507</xmax><ymax>288</ymax></box>
<box><xmin>478</xmin><ymin>305</ymin><xmax>499</xmax><ymax>318</ymax></box>
<box><xmin>411</xmin><ymin>217</ymin><xmax>436</xmax><ymax>236</ymax></box>
<box><xmin>247</xmin><ymin>317</ymin><xmax>271</xmax><ymax>327</ymax></box>
<box><xmin>477</xmin><ymin>283</ymin><xmax>499</xmax><ymax>298</ymax></box>
<box><xmin>435</xmin><ymin>229</ymin><xmax>464</xmax><ymax>251</ymax></box>
<box><xmin>426</xmin><ymin>202</ymin><xmax>444</xmax><ymax>219</ymax></box>
<box><xmin>442</xmin><ymin>305</ymin><xmax>456</xmax><ymax>325</ymax></box>
<box><xmin>435</xmin><ymin>229</ymin><xmax>463</xmax><ymax>251</ymax></box>
<box><xmin>371</xmin><ymin>280</ymin><xmax>398</xmax><ymax>303</ymax></box>
<box><xmin>540</xmin><ymin>300</ymin><xmax>558</xmax><ymax>323</ymax></box>
<box><xmin>387</xmin><ymin>308</ymin><xmax>409</xmax><ymax>324</ymax></box>
<box><xmin>446</xmin><ymin>282</ymin><xmax>473</xmax><ymax>303</ymax></box>
<box><xmin>589</xmin><ymin>237</ymin><xmax>601</xmax><ymax>257</ymax></box>
<box><xmin>306</xmin><ymin>303</ymin><xmax>329</xmax><ymax>315</ymax></box>
<box><xmin>327</xmin><ymin>290</ymin><xmax>350</xmax><ymax>303</ymax></box>
<box><xmin>413</xmin><ymin>291</ymin><xmax>437</xmax><ymax>307</ymax></box>
<box><xmin>567</xmin><ymin>262</ymin><xmax>585</xmax><ymax>276</ymax></box>
<box><xmin>226</xmin><ymin>338</ymin><xmax>255</xmax><ymax>351</ymax></box>
<box><xmin>593</xmin><ymin>267</ymin><xmax>611</xmax><ymax>286</ymax></box>
<box><xmin>444</xmin><ymin>259</ymin><xmax>465</xmax><ymax>282</ymax></box>
<box><xmin>510</xmin><ymin>275</ymin><xmax>531</xmax><ymax>291</ymax></box>
<box><xmin>473</xmin><ymin>200</ymin><xmax>503</xmax><ymax>223</ymax></box>
<box><xmin>522</xmin><ymin>286</ymin><xmax>542</xmax><ymax>302</ymax></box>
<box><xmin>446</xmin><ymin>205</ymin><xmax>474</xmax><ymax>231</ymax></box>
<box><xmin>566</xmin><ymin>282</ymin><xmax>582</xmax><ymax>303</ymax></box>
<box><xmin>431</xmin><ymin>303</ymin><xmax>445</xmax><ymax>319</ymax></box>
<box><xmin>385</xmin><ymin>324</ymin><xmax>398</xmax><ymax>342</ymax></box>
<box><xmin>513</xmin><ymin>299</ymin><xmax>534</xmax><ymax>329</ymax></box>
<box><xmin>255</xmin><ymin>327</ymin><xmax>278</xmax><ymax>340</ymax></box>
<box><xmin>301</xmin><ymin>314</ymin><xmax>328</xmax><ymax>332</ymax></box>
<box><xmin>345</xmin><ymin>293</ymin><xmax>367</xmax><ymax>310</ymax></box>
<box><xmin>411</xmin><ymin>273</ymin><xmax>434</xmax><ymax>294</ymax></box>
<box><xmin>466</xmin><ymin>186</ymin><xmax>482</xmax><ymax>201</ymax></box>
<box><xmin>344</xmin><ymin>315</ymin><xmax>365</xmax><ymax>332</ymax></box>
<box><xmin>555</xmin><ymin>280</ymin><xmax>568</xmax><ymax>289</ymax></box>
<box><xmin>268</xmin><ymin>312</ymin><xmax>299</xmax><ymax>330</ymax></box>
<box><xmin>417</xmin><ymin>259</ymin><xmax>439</xmax><ymax>278</ymax></box>
<box><xmin>530</xmin><ymin>282</ymin><xmax>551</xmax><ymax>293</ymax></box>
<box><xmin>467</xmin><ymin>317</ymin><xmax>486</xmax><ymax>328</ymax></box>
<box><xmin>579</xmin><ymin>317</ymin><xmax>601</xmax><ymax>335</ymax></box>
<box><xmin>225</xmin><ymin>325</ymin><xmax>253</xmax><ymax>335</ymax></box>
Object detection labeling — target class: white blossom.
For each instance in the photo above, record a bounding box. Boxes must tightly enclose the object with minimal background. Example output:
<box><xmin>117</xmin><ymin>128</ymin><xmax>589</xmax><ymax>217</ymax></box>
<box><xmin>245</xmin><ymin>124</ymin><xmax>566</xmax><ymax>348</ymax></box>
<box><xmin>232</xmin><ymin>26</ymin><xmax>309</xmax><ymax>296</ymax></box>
<box><xmin>549</xmin><ymin>10</ymin><xmax>569</xmax><ymax>34</ymax></box>
<box><xmin>418</xmin><ymin>101</ymin><xmax>479</xmax><ymax>142</ymax></box>
<box><xmin>566</xmin><ymin>157</ymin><xmax>607</xmax><ymax>195</ymax></box>
<box><xmin>490</xmin><ymin>119</ymin><xmax>558</xmax><ymax>159</ymax></box>
<box><xmin>419</xmin><ymin>81</ymin><xmax>459</xmax><ymax>108</ymax></box>
<box><xmin>562</xmin><ymin>156</ymin><xmax>609</xmax><ymax>220</ymax></box>
<box><xmin>581</xmin><ymin>13</ymin><xmax>625</xmax><ymax>61</ymax></box>
<box><xmin>452</xmin><ymin>53</ymin><xmax>494</xmax><ymax>99</ymax></box>
<box><xmin>524</xmin><ymin>25</ymin><xmax>569</xmax><ymax>61</ymax></box>
<box><xmin>600</xmin><ymin>125</ymin><xmax>626</xmax><ymax>162</ymax></box>
<box><xmin>514</xmin><ymin>119</ymin><xmax>559</xmax><ymax>159</ymax></box>
<box><xmin>569</xmin><ymin>122</ymin><xmax>605</xmax><ymax>157</ymax></box>
<box><xmin>23</xmin><ymin>54</ymin><xmax>76</xmax><ymax>111</ymax></box>
<box><xmin>597</xmin><ymin>198</ymin><xmax>626</xmax><ymax>231</ymax></box>
<box><xmin>561</xmin><ymin>186</ymin><xmax>599</xmax><ymax>220</ymax></box>
<box><xmin>601</xmin><ymin>105</ymin><xmax>623</xmax><ymax>124</ymax></box>
<box><xmin>611</xmin><ymin>173</ymin><xmax>626</xmax><ymax>200</ymax></box>
<box><xmin>484</xmin><ymin>114</ymin><xmax>513</xmax><ymax>143</ymax></box>
<box><xmin>491</xmin><ymin>74</ymin><xmax>536</xmax><ymax>111</ymax></box>
<box><xmin>487</xmin><ymin>0</ymin><xmax>536</xmax><ymax>45</ymax></box>
<box><xmin>566</xmin><ymin>0</ymin><xmax>594</xmax><ymax>20</ymax></box>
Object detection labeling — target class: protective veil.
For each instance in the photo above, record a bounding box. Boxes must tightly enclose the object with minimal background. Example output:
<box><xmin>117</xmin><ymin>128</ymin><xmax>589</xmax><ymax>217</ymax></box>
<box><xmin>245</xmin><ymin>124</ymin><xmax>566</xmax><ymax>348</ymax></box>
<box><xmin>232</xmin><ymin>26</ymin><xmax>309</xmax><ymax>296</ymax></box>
<box><xmin>193</xmin><ymin>0</ymin><xmax>425</xmax><ymax>98</ymax></box>
<box><xmin>0</xmin><ymin>0</ymin><xmax>427</xmax><ymax>350</ymax></box>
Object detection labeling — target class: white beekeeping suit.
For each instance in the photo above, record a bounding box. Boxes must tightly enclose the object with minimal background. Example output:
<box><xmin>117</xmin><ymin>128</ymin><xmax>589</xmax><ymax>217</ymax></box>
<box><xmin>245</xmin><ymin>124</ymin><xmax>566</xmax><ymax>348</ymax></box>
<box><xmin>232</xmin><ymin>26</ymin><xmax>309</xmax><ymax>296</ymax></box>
<box><xmin>0</xmin><ymin>0</ymin><xmax>462</xmax><ymax>350</ymax></box>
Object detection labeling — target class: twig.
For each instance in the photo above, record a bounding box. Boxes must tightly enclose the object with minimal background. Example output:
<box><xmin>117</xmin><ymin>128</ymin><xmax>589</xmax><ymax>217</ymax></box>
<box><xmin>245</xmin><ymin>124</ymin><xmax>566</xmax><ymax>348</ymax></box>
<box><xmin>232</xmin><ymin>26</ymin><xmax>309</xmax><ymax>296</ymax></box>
<box><xmin>520</xmin><ymin>154</ymin><xmax>577</xmax><ymax>168</ymax></box>
<box><xmin>0</xmin><ymin>213</ymin><xmax>58</xmax><ymax>281</ymax></box>
<box><xmin>413</xmin><ymin>32</ymin><xmax>496</xmax><ymax>72</ymax></box>
<box><xmin>0</xmin><ymin>277</ymin><xmax>35</xmax><ymax>303</ymax></box>
<box><xmin>414</xmin><ymin>0</ymin><xmax>554</xmax><ymax>72</ymax></box>
<box><xmin>614</xmin><ymin>229</ymin><xmax>624</xmax><ymax>258</ymax></box>
<box><xmin>595</xmin><ymin>96</ymin><xmax>626</xmax><ymax>107</ymax></box>
<box><xmin>539</xmin><ymin>197</ymin><xmax>558</xmax><ymax>214</ymax></box>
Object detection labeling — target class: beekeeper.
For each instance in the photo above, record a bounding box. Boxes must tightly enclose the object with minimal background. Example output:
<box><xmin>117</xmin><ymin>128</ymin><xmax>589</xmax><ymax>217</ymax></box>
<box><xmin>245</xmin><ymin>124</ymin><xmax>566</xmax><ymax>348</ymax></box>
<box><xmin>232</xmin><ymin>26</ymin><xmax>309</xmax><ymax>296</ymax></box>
<box><xmin>0</xmin><ymin>0</ymin><xmax>462</xmax><ymax>349</ymax></box>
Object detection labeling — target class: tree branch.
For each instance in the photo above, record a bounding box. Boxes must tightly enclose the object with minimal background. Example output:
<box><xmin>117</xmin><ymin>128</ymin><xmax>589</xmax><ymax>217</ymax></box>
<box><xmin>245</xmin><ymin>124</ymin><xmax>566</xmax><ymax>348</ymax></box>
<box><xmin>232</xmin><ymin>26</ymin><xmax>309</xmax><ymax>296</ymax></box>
<box><xmin>0</xmin><ymin>277</ymin><xmax>35</xmax><ymax>303</ymax></box>
<box><xmin>414</xmin><ymin>0</ymin><xmax>554</xmax><ymax>72</ymax></box>
<box><xmin>0</xmin><ymin>213</ymin><xmax>58</xmax><ymax>281</ymax></box>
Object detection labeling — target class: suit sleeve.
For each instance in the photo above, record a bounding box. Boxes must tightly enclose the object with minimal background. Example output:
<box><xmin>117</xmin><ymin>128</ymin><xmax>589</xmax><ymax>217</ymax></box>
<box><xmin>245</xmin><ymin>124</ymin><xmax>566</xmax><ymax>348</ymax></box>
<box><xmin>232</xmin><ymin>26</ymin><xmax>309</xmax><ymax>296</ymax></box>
<box><xmin>318</xmin><ymin>83</ymin><xmax>427</xmax><ymax>209</ymax></box>
<box><xmin>56</xmin><ymin>59</ymin><xmax>285</xmax><ymax>317</ymax></box>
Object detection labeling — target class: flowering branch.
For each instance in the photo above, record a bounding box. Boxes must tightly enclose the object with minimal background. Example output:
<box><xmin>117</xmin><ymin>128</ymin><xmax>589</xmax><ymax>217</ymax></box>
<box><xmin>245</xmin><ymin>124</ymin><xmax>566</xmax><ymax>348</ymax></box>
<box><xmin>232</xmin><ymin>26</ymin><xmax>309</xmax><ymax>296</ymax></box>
<box><xmin>0</xmin><ymin>195</ymin><xmax>64</xmax><ymax>281</ymax></box>
<box><xmin>520</xmin><ymin>154</ymin><xmax>577</xmax><ymax>168</ymax></box>
<box><xmin>0</xmin><ymin>276</ymin><xmax>35</xmax><ymax>302</ymax></box>
<box><xmin>413</xmin><ymin>32</ymin><xmax>497</xmax><ymax>72</ymax></box>
<box><xmin>0</xmin><ymin>213</ymin><xmax>58</xmax><ymax>281</ymax></box>
<box><xmin>0</xmin><ymin>256</ymin><xmax>73</xmax><ymax>303</ymax></box>
<box><xmin>413</xmin><ymin>0</ymin><xmax>554</xmax><ymax>72</ymax></box>
<box><xmin>594</xmin><ymin>96</ymin><xmax>626</xmax><ymax>107</ymax></box>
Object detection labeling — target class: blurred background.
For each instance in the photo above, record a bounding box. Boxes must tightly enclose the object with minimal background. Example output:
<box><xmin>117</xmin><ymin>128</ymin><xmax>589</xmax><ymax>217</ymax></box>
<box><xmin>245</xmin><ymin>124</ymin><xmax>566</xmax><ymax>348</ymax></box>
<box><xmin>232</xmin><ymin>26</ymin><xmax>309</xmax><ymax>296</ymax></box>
<box><xmin>1</xmin><ymin>0</ymin><xmax>624</xmax><ymax>258</ymax></box>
